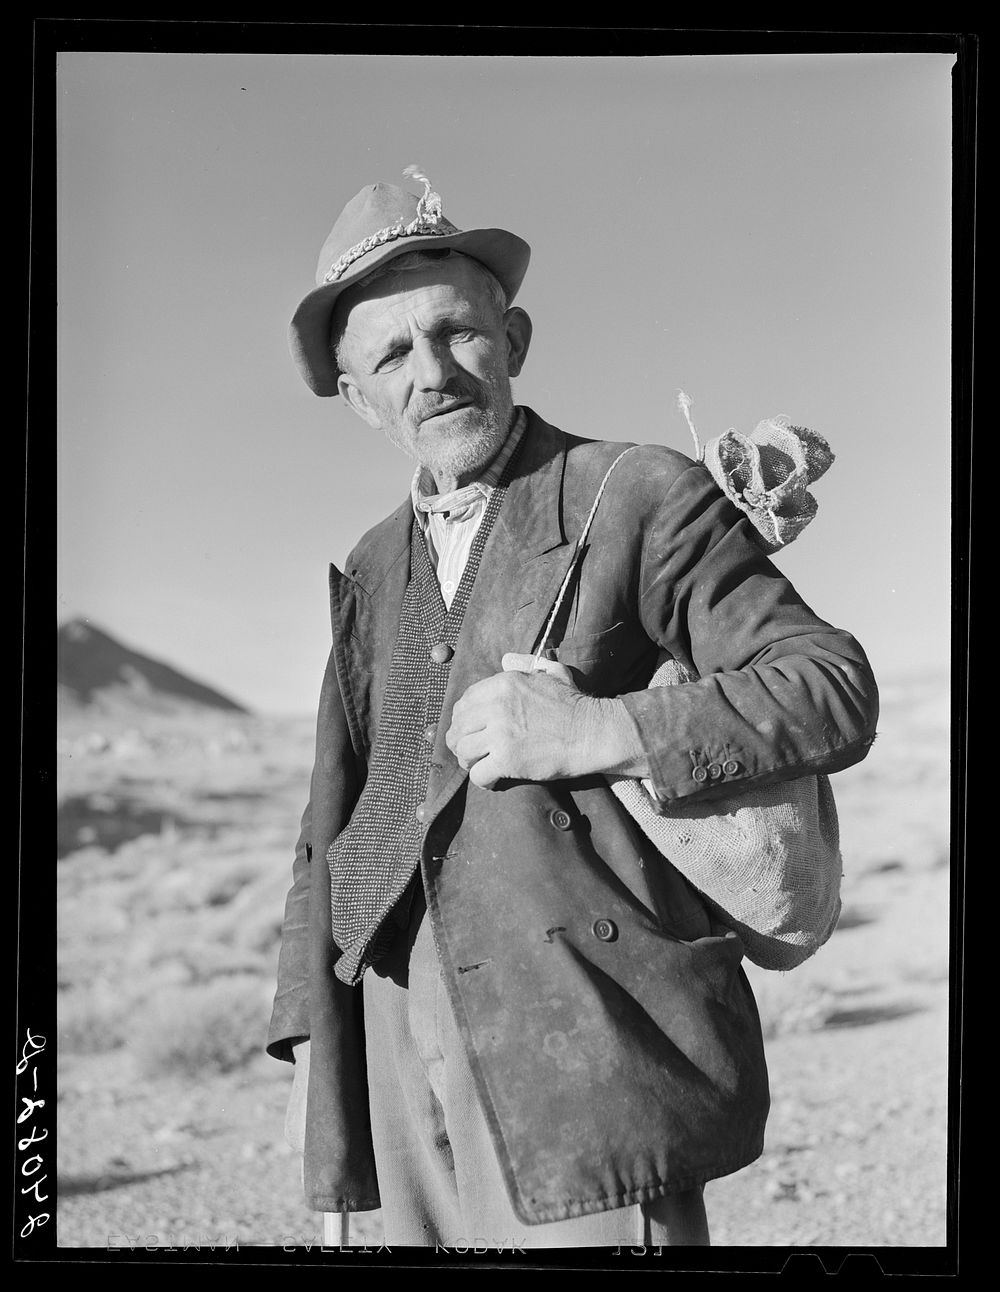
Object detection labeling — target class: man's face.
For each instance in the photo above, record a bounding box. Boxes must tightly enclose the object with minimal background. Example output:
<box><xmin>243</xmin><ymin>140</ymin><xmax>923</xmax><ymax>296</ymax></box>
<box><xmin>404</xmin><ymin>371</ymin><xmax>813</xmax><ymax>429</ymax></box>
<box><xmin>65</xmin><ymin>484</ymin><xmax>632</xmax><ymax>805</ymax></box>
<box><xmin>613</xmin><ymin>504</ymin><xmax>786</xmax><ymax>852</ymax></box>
<box><xmin>335</xmin><ymin>256</ymin><xmax>531</xmax><ymax>490</ymax></box>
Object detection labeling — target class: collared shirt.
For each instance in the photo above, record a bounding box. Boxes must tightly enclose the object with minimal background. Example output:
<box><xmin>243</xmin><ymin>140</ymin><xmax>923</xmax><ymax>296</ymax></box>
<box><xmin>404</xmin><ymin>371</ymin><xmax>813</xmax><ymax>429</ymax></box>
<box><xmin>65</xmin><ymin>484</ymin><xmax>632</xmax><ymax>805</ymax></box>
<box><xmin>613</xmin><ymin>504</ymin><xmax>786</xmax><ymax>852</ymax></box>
<box><xmin>411</xmin><ymin>407</ymin><xmax>527</xmax><ymax>609</ymax></box>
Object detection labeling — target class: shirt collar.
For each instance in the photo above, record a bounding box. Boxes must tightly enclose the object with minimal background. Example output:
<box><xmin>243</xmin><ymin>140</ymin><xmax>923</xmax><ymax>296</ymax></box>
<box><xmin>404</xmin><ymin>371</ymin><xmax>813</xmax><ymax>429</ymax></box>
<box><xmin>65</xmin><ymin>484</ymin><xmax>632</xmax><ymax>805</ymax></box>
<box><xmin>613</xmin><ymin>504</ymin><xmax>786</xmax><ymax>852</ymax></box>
<box><xmin>411</xmin><ymin>407</ymin><xmax>528</xmax><ymax>520</ymax></box>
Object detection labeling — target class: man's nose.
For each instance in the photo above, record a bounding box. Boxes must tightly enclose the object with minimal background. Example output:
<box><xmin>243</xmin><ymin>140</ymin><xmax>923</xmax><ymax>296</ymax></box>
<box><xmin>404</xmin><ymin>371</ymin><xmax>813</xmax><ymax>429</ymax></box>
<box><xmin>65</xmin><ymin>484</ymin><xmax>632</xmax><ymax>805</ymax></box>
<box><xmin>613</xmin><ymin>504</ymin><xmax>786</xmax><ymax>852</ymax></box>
<box><xmin>410</xmin><ymin>337</ymin><xmax>455</xmax><ymax>391</ymax></box>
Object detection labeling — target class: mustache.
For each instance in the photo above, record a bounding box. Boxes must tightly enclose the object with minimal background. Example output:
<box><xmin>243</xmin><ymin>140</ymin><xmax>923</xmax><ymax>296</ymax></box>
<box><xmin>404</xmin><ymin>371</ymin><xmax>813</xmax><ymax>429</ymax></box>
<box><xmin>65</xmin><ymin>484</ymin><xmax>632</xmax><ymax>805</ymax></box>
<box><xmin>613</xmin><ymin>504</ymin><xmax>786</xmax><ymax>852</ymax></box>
<box><xmin>412</xmin><ymin>387</ymin><xmax>485</xmax><ymax>423</ymax></box>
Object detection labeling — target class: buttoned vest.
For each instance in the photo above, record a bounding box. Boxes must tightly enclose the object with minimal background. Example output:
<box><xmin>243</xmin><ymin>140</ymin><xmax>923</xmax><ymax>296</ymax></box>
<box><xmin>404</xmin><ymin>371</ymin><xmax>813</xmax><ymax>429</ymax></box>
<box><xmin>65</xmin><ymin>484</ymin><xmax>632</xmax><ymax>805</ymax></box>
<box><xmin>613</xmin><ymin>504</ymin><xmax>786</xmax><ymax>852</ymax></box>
<box><xmin>327</xmin><ymin>448</ymin><xmax>520</xmax><ymax>985</ymax></box>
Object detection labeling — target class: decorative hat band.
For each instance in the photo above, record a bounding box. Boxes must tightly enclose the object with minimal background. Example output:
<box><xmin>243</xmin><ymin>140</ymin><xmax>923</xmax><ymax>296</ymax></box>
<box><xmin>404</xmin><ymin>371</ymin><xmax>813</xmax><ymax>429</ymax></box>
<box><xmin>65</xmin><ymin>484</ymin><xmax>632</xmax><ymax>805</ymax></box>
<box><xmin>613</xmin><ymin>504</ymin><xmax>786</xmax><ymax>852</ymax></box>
<box><xmin>322</xmin><ymin>166</ymin><xmax>460</xmax><ymax>285</ymax></box>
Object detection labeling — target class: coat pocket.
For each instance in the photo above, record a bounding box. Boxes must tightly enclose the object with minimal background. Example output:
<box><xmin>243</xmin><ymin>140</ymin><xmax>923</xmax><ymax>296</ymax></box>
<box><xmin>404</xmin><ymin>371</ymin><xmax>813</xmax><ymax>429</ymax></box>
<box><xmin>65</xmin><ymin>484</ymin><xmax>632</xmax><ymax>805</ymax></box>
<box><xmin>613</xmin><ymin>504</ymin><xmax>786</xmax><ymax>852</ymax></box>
<box><xmin>556</xmin><ymin>619</ymin><xmax>627</xmax><ymax>663</ymax></box>
<box><xmin>555</xmin><ymin>620</ymin><xmax>638</xmax><ymax>692</ymax></box>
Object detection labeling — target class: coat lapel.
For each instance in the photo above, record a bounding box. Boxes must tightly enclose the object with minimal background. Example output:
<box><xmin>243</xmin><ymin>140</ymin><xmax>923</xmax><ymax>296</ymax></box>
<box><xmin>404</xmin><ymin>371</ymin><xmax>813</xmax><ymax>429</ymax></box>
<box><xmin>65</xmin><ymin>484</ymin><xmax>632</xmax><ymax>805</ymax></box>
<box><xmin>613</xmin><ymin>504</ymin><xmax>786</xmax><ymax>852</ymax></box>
<box><xmin>466</xmin><ymin>410</ymin><xmax>574</xmax><ymax>650</ymax></box>
<box><xmin>343</xmin><ymin>496</ymin><xmax>413</xmax><ymax>601</ymax></box>
<box><xmin>330</xmin><ymin>496</ymin><xmax>413</xmax><ymax>757</ymax></box>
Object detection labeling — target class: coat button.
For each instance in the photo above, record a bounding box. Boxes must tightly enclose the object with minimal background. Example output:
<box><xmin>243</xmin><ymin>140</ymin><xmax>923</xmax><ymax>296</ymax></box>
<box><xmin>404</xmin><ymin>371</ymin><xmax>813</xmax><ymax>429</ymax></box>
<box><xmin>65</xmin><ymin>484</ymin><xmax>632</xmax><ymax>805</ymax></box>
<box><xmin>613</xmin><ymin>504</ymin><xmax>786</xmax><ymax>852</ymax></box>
<box><xmin>423</xmin><ymin>724</ymin><xmax>437</xmax><ymax>743</ymax></box>
<box><xmin>707</xmin><ymin>762</ymin><xmax>723</xmax><ymax>780</ymax></box>
<box><xmin>692</xmin><ymin>765</ymin><xmax>708</xmax><ymax>783</ymax></box>
<box><xmin>430</xmin><ymin>642</ymin><xmax>454</xmax><ymax>664</ymax></box>
<box><xmin>723</xmin><ymin>758</ymin><xmax>741</xmax><ymax>776</ymax></box>
<box><xmin>549</xmin><ymin>808</ymin><xmax>573</xmax><ymax>831</ymax></box>
<box><xmin>415</xmin><ymin>802</ymin><xmax>431</xmax><ymax>823</ymax></box>
<box><xmin>592</xmin><ymin>918</ymin><xmax>618</xmax><ymax>942</ymax></box>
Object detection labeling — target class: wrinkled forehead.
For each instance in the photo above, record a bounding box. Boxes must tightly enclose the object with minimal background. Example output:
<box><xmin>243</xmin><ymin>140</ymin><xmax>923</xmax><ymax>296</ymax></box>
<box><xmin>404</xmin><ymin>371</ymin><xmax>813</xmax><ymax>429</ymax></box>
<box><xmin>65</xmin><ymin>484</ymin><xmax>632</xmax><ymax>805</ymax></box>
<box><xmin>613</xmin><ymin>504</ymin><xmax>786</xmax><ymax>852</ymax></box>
<box><xmin>336</xmin><ymin>258</ymin><xmax>497</xmax><ymax>350</ymax></box>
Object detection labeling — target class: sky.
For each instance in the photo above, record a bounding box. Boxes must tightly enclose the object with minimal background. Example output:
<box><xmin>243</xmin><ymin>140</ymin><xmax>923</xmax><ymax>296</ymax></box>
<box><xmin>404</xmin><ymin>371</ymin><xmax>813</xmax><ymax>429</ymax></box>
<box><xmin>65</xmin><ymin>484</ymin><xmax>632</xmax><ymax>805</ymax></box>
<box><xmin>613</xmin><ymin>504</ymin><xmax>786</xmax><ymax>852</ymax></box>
<box><xmin>55</xmin><ymin>49</ymin><xmax>957</xmax><ymax>714</ymax></box>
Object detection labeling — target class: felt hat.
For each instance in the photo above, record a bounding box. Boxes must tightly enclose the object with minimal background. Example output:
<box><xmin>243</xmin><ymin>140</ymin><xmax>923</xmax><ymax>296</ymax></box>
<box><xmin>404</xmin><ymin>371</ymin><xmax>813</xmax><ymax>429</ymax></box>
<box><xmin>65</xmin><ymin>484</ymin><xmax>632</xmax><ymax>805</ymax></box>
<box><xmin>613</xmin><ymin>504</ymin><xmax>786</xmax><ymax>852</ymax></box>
<box><xmin>289</xmin><ymin>167</ymin><xmax>531</xmax><ymax>396</ymax></box>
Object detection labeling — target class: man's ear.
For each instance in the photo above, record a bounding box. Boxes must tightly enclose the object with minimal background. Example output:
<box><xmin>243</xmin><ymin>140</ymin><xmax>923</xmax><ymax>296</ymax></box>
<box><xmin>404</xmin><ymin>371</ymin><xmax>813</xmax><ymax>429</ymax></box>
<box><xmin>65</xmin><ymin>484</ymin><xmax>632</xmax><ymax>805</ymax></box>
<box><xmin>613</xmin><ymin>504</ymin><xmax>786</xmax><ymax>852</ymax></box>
<box><xmin>337</xmin><ymin>373</ymin><xmax>383</xmax><ymax>430</ymax></box>
<box><xmin>503</xmin><ymin>307</ymin><xmax>532</xmax><ymax>378</ymax></box>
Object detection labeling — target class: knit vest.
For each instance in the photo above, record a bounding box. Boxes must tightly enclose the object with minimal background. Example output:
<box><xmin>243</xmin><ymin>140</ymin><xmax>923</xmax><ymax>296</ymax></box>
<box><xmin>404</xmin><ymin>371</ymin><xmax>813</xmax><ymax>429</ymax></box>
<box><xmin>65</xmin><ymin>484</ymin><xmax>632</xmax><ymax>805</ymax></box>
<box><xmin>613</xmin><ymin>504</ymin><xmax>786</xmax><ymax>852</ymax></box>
<box><xmin>327</xmin><ymin>447</ymin><xmax>521</xmax><ymax>986</ymax></box>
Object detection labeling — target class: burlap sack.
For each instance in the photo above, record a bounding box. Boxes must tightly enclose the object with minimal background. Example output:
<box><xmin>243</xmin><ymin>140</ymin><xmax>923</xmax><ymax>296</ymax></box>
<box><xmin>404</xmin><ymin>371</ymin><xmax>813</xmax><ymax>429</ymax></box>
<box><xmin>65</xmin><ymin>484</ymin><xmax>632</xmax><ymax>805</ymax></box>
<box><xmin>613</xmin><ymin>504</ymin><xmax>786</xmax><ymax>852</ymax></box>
<box><xmin>702</xmin><ymin>416</ymin><xmax>835</xmax><ymax>552</ymax></box>
<box><xmin>609</xmin><ymin>656</ymin><xmax>843</xmax><ymax>970</ymax></box>
<box><xmin>537</xmin><ymin>408</ymin><xmax>844</xmax><ymax>970</ymax></box>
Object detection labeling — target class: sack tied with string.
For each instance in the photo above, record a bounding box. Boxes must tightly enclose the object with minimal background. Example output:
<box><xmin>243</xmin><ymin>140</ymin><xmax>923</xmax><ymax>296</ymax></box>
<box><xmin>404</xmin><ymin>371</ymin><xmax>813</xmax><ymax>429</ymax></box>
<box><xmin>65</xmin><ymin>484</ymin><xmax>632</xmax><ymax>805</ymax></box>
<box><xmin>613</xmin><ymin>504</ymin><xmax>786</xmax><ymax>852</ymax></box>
<box><xmin>538</xmin><ymin>398</ymin><xmax>842</xmax><ymax>971</ymax></box>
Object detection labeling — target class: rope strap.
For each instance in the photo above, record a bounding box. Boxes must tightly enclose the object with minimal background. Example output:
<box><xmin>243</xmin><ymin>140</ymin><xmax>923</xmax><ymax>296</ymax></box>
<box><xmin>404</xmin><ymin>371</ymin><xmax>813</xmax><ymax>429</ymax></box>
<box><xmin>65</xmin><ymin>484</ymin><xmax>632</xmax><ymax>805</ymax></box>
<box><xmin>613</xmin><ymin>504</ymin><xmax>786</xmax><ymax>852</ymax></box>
<box><xmin>531</xmin><ymin>446</ymin><xmax>639</xmax><ymax>670</ymax></box>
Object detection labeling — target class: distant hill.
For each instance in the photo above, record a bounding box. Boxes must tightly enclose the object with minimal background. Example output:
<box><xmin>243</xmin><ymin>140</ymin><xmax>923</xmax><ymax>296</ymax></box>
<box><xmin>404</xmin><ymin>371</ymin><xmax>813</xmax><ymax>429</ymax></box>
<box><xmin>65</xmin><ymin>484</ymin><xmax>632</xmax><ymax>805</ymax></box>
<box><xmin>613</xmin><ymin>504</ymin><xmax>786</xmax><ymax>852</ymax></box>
<box><xmin>58</xmin><ymin>619</ymin><xmax>250</xmax><ymax>717</ymax></box>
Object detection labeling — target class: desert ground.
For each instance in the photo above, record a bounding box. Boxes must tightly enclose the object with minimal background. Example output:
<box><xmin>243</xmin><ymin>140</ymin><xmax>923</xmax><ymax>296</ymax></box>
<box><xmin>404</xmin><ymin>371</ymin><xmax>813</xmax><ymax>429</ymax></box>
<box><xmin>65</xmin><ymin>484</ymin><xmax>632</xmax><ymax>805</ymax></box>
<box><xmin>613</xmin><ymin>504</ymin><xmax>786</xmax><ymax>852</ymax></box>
<box><xmin>53</xmin><ymin>669</ymin><xmax>953</xmax><ymax>1260</ymax></box>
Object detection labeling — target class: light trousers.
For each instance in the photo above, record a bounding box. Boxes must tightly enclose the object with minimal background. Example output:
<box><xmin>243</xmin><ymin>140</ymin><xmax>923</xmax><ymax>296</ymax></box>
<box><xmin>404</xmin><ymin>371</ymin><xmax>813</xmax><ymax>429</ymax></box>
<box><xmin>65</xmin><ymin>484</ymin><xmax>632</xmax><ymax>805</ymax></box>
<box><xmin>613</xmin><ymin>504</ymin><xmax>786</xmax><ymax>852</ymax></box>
<box><xmin>362</xmin><ymin>893</ymin><xmax>709</xmax><ymax>1248</ymax></box>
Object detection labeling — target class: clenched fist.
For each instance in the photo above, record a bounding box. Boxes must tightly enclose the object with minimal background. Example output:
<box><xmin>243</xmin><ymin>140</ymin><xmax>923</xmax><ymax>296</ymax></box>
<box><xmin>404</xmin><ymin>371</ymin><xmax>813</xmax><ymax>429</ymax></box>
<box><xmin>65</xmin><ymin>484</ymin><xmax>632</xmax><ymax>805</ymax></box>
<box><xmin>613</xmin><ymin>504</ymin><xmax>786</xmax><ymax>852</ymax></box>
<box><xmin>445</xmin><ymin>652</ymin><xmax>647</xmax><ymax>789</ymax></box>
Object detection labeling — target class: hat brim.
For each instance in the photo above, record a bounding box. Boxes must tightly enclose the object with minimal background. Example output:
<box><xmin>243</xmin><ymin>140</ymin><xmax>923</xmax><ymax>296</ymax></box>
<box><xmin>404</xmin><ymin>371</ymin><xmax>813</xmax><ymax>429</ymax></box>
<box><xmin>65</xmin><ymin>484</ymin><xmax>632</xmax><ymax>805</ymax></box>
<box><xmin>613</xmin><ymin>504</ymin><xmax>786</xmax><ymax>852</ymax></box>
<box><xmin>288</xmin><ymin>227</ymin><xmax>531</xmax><ymax>396</ymax></box>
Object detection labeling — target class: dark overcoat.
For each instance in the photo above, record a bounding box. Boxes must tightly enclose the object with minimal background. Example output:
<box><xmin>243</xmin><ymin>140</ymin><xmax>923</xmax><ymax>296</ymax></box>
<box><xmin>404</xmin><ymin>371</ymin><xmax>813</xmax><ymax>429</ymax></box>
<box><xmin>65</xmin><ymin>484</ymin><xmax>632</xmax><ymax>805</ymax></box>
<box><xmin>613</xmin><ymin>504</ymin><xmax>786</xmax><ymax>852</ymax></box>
<box><xmin>267</xmin><ymin>409</ymin><xmax>879</xmax><ymax>1224</ymax></box>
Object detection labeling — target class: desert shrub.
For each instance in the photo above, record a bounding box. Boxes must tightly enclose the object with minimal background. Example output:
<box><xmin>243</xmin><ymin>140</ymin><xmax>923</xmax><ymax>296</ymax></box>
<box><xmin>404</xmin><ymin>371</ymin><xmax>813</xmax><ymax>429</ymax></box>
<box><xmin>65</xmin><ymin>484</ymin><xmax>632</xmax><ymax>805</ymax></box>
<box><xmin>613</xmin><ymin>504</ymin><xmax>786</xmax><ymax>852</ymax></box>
<box><xmin>231</xmin><ymin>904</ymin><xmax>284</xmax><ymax>955</ymax></box>
<box><xmin>151</xmin><ymin>943</ymin><xmax>269</xmax><ymax>985</ymax></box>
<box><xmin>129</xmin><ymin>974</ymin><xmax>271</xmax><ymax>1078</ymax></box>
<box><xmin>212</xmin><ymin>870</ymin><xmax>288</xmax><ymax>954</ymax></box>
<box><xmin>58</xmin><ymin>988</ymin><xmax>130</xmax><ymax>1055</ymax></box>
<box><xmin>204</xmin><ymin>861</ymin><xmax>260</xmax><ymax>907</ymax></box>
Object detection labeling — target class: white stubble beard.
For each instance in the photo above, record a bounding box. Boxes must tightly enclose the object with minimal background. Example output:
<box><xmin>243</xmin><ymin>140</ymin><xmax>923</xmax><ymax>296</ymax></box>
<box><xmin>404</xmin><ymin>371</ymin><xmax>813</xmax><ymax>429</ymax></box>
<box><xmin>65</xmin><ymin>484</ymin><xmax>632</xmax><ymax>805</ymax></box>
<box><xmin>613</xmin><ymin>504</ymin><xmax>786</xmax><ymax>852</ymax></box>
<box><xmin>390</xmin><ymin>374</ymin><xmax>515</xmax><ymax>489</ymax></box>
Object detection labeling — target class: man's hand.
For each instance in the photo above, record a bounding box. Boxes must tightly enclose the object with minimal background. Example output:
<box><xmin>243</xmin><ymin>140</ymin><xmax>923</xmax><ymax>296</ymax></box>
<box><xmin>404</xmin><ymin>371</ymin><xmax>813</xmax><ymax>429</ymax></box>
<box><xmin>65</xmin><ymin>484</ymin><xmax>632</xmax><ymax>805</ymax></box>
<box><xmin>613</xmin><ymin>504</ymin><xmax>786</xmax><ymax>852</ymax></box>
<box><xmin>445</xmin><ymin>653</ymin><xmax>649</xmax><ymax>789</ymax></box>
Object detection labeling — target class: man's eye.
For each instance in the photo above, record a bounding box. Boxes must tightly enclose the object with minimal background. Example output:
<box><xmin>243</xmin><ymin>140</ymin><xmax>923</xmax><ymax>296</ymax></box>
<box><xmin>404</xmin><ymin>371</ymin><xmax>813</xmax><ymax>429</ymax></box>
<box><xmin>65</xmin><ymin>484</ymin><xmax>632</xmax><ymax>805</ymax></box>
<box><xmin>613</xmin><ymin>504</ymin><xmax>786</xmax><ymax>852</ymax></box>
<box><xmin>377</xmin><ymin>349</ymin><xmax>406</xmax><ymax>370</ymax></box>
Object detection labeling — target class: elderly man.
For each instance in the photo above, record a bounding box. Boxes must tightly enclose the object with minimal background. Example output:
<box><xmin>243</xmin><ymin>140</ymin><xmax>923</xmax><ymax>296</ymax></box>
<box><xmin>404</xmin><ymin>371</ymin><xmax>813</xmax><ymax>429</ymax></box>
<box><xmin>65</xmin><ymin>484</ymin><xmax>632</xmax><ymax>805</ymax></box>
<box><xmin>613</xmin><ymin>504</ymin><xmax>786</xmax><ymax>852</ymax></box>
<box><xmin>268</xmin><ymin>170</ymin><xmax>878</xmax><ymax>1248</ymax></box>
